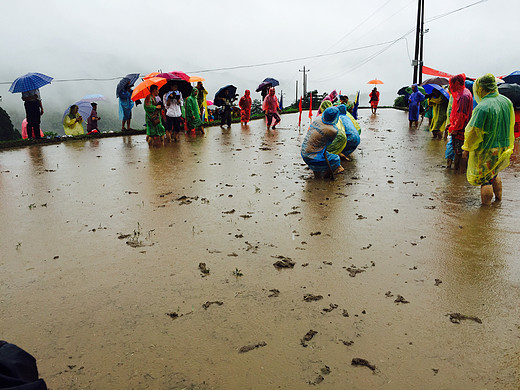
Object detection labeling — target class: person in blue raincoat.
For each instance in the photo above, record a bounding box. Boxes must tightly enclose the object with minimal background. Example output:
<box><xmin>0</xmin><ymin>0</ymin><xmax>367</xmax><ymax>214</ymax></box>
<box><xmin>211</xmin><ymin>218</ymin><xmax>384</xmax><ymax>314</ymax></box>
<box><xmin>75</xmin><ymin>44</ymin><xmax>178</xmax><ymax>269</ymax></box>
<box><xmin>408</xmin><ymin>84</ymin><xmax>425</xmax><ymax>127</ymax></box>
<box><xmin>119</xmin><ymin>82</ymin><xmax>134</xmax><ymax>131</ymax></box>
<box><xmin>337</xmin><ymin>104</ymin><xmax>361</xmax><ymax>159</ymax></box>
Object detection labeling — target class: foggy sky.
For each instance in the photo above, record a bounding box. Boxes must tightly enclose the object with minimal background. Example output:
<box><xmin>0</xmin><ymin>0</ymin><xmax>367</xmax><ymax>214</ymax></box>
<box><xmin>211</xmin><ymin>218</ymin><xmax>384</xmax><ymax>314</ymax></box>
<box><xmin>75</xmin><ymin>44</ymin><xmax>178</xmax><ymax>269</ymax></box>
<box><xmin>1</xmin><ymin>0</ymin><xmax>519</xmax><ymax>130</ymax></box>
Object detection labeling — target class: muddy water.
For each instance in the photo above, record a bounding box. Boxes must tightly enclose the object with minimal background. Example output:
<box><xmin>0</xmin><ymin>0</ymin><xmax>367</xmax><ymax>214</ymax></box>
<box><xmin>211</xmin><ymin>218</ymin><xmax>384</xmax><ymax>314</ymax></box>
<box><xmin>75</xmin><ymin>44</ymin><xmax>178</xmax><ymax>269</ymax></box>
<box><xmin>1</xmin><ymin>109</ymin><xmax>520</xmax><ymax>389</ymax></box>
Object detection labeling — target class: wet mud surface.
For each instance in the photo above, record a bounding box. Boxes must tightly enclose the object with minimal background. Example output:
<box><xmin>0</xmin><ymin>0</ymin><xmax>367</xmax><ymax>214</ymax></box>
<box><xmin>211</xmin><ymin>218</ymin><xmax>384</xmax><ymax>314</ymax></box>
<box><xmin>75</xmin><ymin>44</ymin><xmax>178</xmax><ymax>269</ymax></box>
<box><xmin>1</xmin><ymin>109</ymin><xmax>520</xmax><ymax>389</ymax></box>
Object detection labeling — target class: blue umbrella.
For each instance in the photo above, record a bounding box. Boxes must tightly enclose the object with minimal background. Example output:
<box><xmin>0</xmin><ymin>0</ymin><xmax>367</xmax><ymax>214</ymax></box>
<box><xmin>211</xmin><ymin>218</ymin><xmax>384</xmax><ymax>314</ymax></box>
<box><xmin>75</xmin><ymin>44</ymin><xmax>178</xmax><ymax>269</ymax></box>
<box><xmin>263</xmin><ymin>77</ymin><xmax>279</xmax><ymax>87</ymax></box>
<box><xmin>9</xmin><ymin>72</ymin><xmax>53</xmax><ymax>93</ymax></box>
<box><xmin>116</xmin><ymin>73</ymin><xmax>139</xmax><ymax>98</ymax></box>
<box><xmin>214</xmin><ymin>85</ymin><xmax>237</xmax><ymax>106</ymax></box>
<box><xmin>422</xmin><ymin>84</ymin><xmax>450</xmax><ymax>100</ymax></box>
<box><xmin>502</xmin><ymin>71</ymin><xmax>520</xmax><ymax>85</ymax></box>
<box><xmin>62</xmin><ymin>100</ymin><xmax>94</xmax><ymax>123</ymax></box>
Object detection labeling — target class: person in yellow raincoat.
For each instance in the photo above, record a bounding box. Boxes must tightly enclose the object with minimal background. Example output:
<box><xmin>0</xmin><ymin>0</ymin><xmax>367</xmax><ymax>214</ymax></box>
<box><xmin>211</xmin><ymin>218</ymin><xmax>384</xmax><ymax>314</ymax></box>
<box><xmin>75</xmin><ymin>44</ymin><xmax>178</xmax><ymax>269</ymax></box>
<box><xmin>196</xmin><ymin>81</ymin><xmax>208</xmax><ymax>121</ymax></box>
<box><xmin>63</xmin><ymin>105</ymin><xmax>85</xmax><ymax>136</ymax></box>
<box><xmin>462</xmin><ymin>74</ymin><xmax>515</xmax><ymax>205</ymax></box>
<box><xmin>428</xmin><ymin>89</ymin><xmax>448</xmax><ymax>139</ymax></box>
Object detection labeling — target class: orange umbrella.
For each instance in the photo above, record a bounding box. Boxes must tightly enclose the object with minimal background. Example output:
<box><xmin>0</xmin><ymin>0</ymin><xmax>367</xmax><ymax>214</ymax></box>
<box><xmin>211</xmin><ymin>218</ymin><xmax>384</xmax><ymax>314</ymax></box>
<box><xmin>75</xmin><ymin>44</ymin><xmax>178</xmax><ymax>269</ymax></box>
<box><xmin>367</xmin><ymin>79</ymin><xmax>384</xmax><ymax>84</ymax></box>
<box><xmin>142</xmin><ymin>72</ymin><xmax>160</xmax><ymax>80</ymax></box>
<box><xmin>131</xmin><ymin>77</ymin><xmax>167</xmax><ymax>101</ymax></box>
<box><xmin>189</xmin><ymin>76</ymin><xmax>205</xmax><ymax>83</ymax></box>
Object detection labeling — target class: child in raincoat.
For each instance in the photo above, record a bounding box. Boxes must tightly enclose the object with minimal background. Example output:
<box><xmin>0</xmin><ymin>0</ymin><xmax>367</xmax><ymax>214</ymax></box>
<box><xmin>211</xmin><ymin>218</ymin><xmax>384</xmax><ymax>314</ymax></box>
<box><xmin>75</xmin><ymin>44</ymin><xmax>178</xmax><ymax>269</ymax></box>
<box><xmin>462</xmin><ymin>73</ymin><xmax>515</xmax><ymax>205</ymax></box>
<box><xmin>428</xmin><ymin>89</ymin><xmax>448</xmax><ymax>139</ymax></box>
<box><xmin>186</xmin><ymin>88</ymin><xmax>205</xmax><ymax>134</ymax></box>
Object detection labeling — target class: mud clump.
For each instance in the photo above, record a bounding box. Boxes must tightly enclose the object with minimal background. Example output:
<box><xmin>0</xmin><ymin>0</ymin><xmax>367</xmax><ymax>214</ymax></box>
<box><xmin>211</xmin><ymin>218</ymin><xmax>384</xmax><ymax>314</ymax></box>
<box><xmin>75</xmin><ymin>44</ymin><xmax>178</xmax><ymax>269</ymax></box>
<box><xmin>198</xmin><ymin>262</ymin><xmax>210</xmax><ymax>275</ymax></box>
<box><xmin>434</xmin><ymin>279</ymin><xmax>442</xmax><ymax>286</ymax></box>
<box><xmin>447</xmin><ymin>313</ymin><xmax>482</xmax><ymax>324</ymax></box>
<box><xmin>394</xmin><ymin>295</ymin><xmax>410</xmax><ymax>304</ymax></box>
<box><xmin>272</xmin><ymin>256</ymin><xmax>295</xmax><ymax>269</ymax></box>
<box><xmin>301</xmin><ymin>330</ymin><xmax>318</xmax><ymax>347</ymax></box>
<box><xmin>303</xmin><ymin>294</ymin><xmax>323</xmax><ymax>302</ymax></box>
<box><xmin>268</xmin><ymin>289</ymin><xmax>280</xmax><ymax>297</ymax></box>
<box><xmin>238</xmin><ymin>341</ymin><xmax>267</xmax><ymax>353</ymax></box>
<box><xmin>322</xmin><ymin>304</ymin><xmax>338</xmax><ymax>313</ymax></box>
<box><xmin>347</xmin><ymin>267</ymin><xmax>365</xmax><ymax>277</ymax></box>
<box><xmin>202</xmin><ymin>301</ymin><xmax>223</xmax><ymax>310</ymax></box>
<box><xmin>351</xmin><ymin>358</ymin><xmax>376</xmax><ymax>371</ymax></box>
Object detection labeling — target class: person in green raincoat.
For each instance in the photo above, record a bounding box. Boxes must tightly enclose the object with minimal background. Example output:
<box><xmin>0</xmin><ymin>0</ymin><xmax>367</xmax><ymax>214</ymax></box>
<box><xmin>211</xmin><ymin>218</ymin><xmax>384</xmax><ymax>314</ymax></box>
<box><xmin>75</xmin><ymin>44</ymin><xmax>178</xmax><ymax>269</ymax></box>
<box><xmin>462</xmin><ymin>74</ymin><xmax>515</xmax><ymax>205</ymax></box>
<box><xmin>144</xmin><ymin>85</ymin><xmax>165</xmax><ymax>146</ymax></box>
<box><xmin>186</xmin><ymin>88</ymin><xmax>205</xmax><ymax>134</ymax></box>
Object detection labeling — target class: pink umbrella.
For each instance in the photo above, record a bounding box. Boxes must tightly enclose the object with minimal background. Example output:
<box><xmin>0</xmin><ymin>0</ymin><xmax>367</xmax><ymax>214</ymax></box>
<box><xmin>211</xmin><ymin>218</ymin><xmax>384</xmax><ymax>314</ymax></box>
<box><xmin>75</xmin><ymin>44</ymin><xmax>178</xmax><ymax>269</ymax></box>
<box><xmin>206</xmin><ymin>100</ymin><xmax>214</xmax><ymax>106</ymax></box>
<box><xmin>155</xmin><ymin>71</ymin><xmax>190</xmax><ymax>81</ymax></box>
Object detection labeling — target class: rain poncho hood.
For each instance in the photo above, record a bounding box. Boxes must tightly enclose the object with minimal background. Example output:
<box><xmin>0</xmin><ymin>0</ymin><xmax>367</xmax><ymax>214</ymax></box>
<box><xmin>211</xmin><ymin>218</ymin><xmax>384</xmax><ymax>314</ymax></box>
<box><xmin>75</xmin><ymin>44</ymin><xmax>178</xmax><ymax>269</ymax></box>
<box><xmin>462</xmin><ymin>73</ymin><xmax>515</xmax><ymax>186</ymax></box>
<box><xmin>319</xmin><ymin>100</ymin><xmax>333</xmax><ymax>115</ymax></box>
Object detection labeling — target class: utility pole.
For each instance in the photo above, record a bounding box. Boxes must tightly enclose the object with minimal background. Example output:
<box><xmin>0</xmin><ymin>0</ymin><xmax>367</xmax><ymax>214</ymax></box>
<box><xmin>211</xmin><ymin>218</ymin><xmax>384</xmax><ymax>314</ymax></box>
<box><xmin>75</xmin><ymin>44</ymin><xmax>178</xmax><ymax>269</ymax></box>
<box><xmin>295</xmin><ymin>80</ymin><xmax>298</xmax><ymax>103</ymax></box>
<box><xmin>412</xmin><ymin>0</ymin><xmax>423</xmax><ymax>84</ymax></box>
<box><xmin>418</xmin><ymin>0</ymin><xmax>425</xmax><ymax>84</ymax></box>
<box><xmin>299</xmin><ymin>66</ymin><xmax>310</xmax><ymax>97</ymax></box>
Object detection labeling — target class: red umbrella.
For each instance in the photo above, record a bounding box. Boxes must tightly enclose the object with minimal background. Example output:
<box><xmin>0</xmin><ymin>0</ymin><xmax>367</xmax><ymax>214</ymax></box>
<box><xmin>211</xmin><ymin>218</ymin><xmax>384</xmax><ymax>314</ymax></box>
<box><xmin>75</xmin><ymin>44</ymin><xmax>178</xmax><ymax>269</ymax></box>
<box><xmin>367</xmin><ymin>79</ymin><xmax>384</xmax><ymax>84</ymax></box>
<box><xmin>161</xmin><ymin>71</ymin><xmax>190</xmax><ymax>81</ymax></box>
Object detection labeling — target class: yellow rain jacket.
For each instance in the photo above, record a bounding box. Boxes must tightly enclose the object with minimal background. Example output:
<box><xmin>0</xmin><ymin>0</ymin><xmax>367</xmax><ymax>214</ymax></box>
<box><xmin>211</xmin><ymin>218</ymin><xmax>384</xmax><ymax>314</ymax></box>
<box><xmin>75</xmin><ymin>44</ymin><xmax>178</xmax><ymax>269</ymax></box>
<box><xmin>63</xmin><ymin>114</ymin><xmax>84</xmax><ymax>136</ymax></box>
<box><xmin>462</xmin><ymin>74</ymin><xmax>515</xmax><ymax>186</ymax></box>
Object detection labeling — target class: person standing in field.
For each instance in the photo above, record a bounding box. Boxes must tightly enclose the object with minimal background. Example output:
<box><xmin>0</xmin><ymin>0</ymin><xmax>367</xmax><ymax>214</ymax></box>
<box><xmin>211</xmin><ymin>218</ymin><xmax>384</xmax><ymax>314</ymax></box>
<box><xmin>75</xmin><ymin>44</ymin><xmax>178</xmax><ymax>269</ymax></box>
<box><xmin>446</xmin><ymin>74</ymin><xmax>473</xmax><ymax>172</ymax></box>
<box><xmin>263</xmin><ymin>87</ymin><xmax>281</xmax><ymax>130</ymax></box>
<box><xmin>22</xmin><ymin>89</ymin><xmax>44</xmax><ymax>139</ymax></box>
<box><xmin>369</xmin><ymin>87</ymin><xmax>380</xmax><ymax>114</ymax></box>
<box><xmin>462</xmin><ymin>73</ymin><xmax>515</xmax><ymax>205</ymax></box>
<box><xmin>408</xmin><ymin>84</ymin><xmax>425</xmax><ymax>127</ymax></box>
<box><xmin>239</xmin><ymin>90</ymin><xmax>252</xmax><ymax>125</ymax></box>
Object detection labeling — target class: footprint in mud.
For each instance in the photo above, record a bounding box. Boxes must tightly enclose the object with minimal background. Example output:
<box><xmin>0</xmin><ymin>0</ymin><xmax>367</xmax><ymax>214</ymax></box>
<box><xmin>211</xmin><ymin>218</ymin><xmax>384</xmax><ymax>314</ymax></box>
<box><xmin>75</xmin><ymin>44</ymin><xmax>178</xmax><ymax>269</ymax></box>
<box><xmin>202</xmin><ymin>301</ymin><xmax>223</xmax><ymax>310</ymax></box>
<box><xmin>238</xmin><ymin>341</ymin><xmax>267</xmax><ymax>353</ymax></box>
<box><xmin>351</xmin><ymin>358</ymin><xmax>377</xmax><ymax>371</ymax></box>
<box><xmin>303</xmin><ymin>294</ymin><xmax>323</xmax><ymax>302</ymax></box>
<box><xmin>446</xmin><ymin>313</ymin><xmax>482</xmax><ymax>324</ymax></box>
<box><xmin>301</xmin><ymin>330</ymin><xmax>318</xmax><ymax>347</ymax></box>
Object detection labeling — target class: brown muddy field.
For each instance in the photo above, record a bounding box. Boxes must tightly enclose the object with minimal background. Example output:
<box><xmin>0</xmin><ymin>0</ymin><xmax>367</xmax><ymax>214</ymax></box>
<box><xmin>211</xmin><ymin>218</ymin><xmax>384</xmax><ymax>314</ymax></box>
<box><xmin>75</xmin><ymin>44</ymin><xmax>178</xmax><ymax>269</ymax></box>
<box><xmin>1</xmin><ymin>109</ymin><xmax>520</xmax><ymax>389</ymax></box>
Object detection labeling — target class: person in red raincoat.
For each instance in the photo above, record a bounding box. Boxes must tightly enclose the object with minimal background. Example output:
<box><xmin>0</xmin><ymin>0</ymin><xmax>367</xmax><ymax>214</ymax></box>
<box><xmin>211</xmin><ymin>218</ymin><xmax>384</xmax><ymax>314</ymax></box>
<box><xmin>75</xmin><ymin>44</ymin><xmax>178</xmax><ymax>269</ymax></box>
<box><xmin>369</xmin><ymin>87</ymin><xmax>380</xmax><ymax>114</ymax></box>
<box><xmin>447</xmin><ymin>74</ymin><xmax>473</xmax><ymax>173</ymax></box>
<box><xmin>239</xmin><ymin>90</ymin><xmax>252</xmax><ymax>125</ymax></box>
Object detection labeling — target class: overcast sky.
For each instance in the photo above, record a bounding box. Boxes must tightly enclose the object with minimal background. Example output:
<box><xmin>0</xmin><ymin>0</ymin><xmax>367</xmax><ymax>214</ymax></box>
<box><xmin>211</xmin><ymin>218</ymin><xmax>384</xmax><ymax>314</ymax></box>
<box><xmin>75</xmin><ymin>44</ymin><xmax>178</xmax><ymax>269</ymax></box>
<box><xmin>1</xmin><ymin>0</ymin><xmax>519</xmax><ymax>121</ymax></box>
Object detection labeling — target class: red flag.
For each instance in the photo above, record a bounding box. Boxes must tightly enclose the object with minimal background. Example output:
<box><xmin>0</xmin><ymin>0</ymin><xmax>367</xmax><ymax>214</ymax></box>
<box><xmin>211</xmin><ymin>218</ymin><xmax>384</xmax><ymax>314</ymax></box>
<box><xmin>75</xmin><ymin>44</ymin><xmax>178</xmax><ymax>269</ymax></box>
<box><xmin>298</xmin><ymin>97</ymin><xmax>302</xmax><ymax>126</ymax></box>
<box><xmin>422</xmin><ymin>66</ymin><xmax>454</xmax><ymax>78</ymax></box>
<box><xmin>308</xmin><ymin>94</ymin><xmax>313</xmax><ymax>119</ymax></box>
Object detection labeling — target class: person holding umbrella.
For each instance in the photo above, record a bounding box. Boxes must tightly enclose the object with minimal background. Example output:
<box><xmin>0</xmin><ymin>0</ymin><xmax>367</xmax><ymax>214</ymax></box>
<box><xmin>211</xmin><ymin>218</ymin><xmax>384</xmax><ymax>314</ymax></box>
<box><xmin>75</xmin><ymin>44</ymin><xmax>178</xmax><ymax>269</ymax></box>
<box><xmin>217</xmin><ymin>89</ymin><xmax>234</xmax><ymax>128</ymax></box>
<box><xmin>119</xmin><ymin>82</ymin><xmax>134</xmax><ymax>131</ymax></box>
<box><xmin>263</xmin><ymin>88</ymin><xmax>281</xmax><ymax>130</ymax></box>
<box><xmin>369</xmin><ymin>87</ymin><xmax>380</xmax><ymax>114</ymax></box>
<box><xmin>22</xmin><ymin>89</ymin><xmax>44</xmax><ymax>139</ymax></box>
<box><xmin>144</xmin><ymin>85</ymin><xmax>165</xmax><ymax>146</ymax></box>
<box><xmin>9</xmin><ymin>73</ymin><xmax>53</xmax><ymax>140</ymax></box>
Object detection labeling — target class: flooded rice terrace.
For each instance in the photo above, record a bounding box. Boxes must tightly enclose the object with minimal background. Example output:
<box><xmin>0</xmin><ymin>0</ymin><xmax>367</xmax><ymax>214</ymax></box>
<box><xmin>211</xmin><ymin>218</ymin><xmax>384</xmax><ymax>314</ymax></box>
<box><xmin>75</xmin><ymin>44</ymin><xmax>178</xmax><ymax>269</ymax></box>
<box><xmin>1</xmin><ymin>108</ymin><xmax>520</xmax><ymax>389</ymax></box>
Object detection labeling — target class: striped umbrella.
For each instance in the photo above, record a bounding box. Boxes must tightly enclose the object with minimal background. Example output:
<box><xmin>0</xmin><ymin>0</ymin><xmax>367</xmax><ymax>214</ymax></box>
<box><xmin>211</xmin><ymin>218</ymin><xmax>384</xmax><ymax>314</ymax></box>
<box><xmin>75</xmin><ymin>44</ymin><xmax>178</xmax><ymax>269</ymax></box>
<box><xmin>9</xmin><ymin>72</ymin><xmax>53</xmax><ymax>93</ymax></box>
